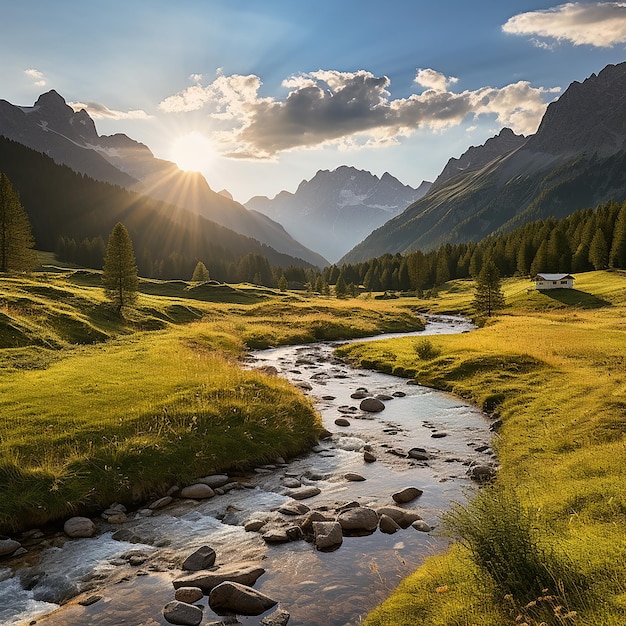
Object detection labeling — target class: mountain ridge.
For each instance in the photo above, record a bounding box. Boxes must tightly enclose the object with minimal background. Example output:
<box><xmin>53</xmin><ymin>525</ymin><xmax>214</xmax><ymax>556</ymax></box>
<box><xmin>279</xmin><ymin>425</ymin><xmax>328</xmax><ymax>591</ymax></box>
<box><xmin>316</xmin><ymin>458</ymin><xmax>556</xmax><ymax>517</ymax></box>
<box><xmin>340</xmin><ymin>61</ymin><xmax>626</xmax><ymax>264</ymax></box>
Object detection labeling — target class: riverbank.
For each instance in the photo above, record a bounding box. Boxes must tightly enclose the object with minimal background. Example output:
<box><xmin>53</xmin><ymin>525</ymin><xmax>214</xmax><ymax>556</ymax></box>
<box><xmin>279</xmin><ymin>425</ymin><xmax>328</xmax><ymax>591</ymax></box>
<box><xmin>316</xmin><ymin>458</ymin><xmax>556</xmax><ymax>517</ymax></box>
<box><xmin>0</xmin><ymin>270</ymin><xmax>424</xmax><ymax>535</ymax></box>
<box><xmin>337</xmin><ymin>270</ymin><xmax>626</xmax><ymax>625</ymax></box>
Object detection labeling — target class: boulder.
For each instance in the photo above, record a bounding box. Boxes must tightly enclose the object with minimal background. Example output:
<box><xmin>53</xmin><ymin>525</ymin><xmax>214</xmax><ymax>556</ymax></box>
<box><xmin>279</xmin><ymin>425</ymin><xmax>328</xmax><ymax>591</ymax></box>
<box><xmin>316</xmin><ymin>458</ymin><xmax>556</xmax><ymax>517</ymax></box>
<box><xmin>261</xmin><ymin>608</ymin><xmax>291</xmax><ymax>626</ymax></box>
<box><xmin>379</xmin><ymin>514</ymin><xmax>401</xmax><ymax>534</ymax></box>
<box><xmin>149</xmin><ymin>496</ymin><xmax>173</xmax><ymax>510</ymax></box>
<box><xmin>469</xmin><ymin>465</ymin><xmax>497</xmax><ymax>482</ymax></box>
<box><xmin>180</xmin><ymin>484</ymin><xmax>215</xmax><ymax>499</ymax></box>
<box><xmin>344</xmin><ymin>473</ymin><xmax>366</xmax><ymax>482</ymax></box>
<box><xmin>412</xmin><ymin>520</ymin><xmax>432</xmax><ymax>533</ymax></box>
<box><xmin>337</xmin><ymin>507</ymin><xmax>379</xmax><ymax>532</ymax></box>
<box><xmin>408</xmin><ymin>448</ymin><xmax>430</xmax><ymax>461</ymax></box>
<box><xmin>431</xmin><ymin>432</ymin><xmax>448</xmax><ymax>438</ymax></box>
<box><xmin>244</xmin><ymin>519</ymin><xmax>266</xmax><ymax>532</ymax></box>
<box><xmin>300</xmin><ymin>511</ymin><xmax>332</xmax><ymax>534</ymax></box>
<box><xmin>334</xmin><ymin>418</ymin><xmax>350</xmax><ymax>427</ymax></box>
<box><xmin>182</xmin><ymin>546</ymin><xmax>216</xmax><ymax>571</ymax></box>
<box><xmin>0</xmin><ymin>537</ymin><xmax>21</xmax><ymax>557</ymax></box>
<box><xmin>392</xmin><ymin>391</ymin><xmax>406</xmax><ymax>397</ymax></box>
<box><xmin>312</xmin><ymin>521</ymin><xmax>343</xmax><ymax>550</ymax></box>
<box><xmin>262</xmin><ymin>530</ymin><xmax>290</xmax><ymax>544</ymax></box>
<box><xmin>163</xmin><ymin>600</ymin><xmax>203</xmax><ymax>626</ymax></box>
<box><xmin>197</xmin><ymin>474</ymin><xmax>230</xmax><ymax>489</ymax></box>
<box><xmin>63</xmin><ymin>517</ymin><xmax>96</xmax><ymax>538</ymax></box>
<box><xmin>376</xmin><ymin>506</ymin><xmax>422</xmax><ymax>528</ymax></box>
<box><xmin>375</xmin><ymin>394</ymin><xmax>394</xmax><ymax>401</ymax></box>
<box><xmin>281</xmin><ymin>477</ymin><xmax>302</xmax><ymax>489</ymax></box>
<box><xmin>350</xmin><ymin>391</ymin><xmax>368</xmax><ymax>399</ymax></box>
<box><xmin>287</xmin><ymin>486</ymin><xmax>321</xmax><ymax>500</ymax></box>
<box><xmin>360</xmin><ymin>398</ymin><xmax>385</xmax><ymax>413</ymax></box>
<box><xmin>175</xmin><ymin>586</ymin><xmax>204</xmax><ymax>603</ymax></box>
<box><xmin>278</xmin><ymin>502</ymin><xmax>309</xmax><ymax>516</ymax></box>
<box><xmin>363</xmin><ymin>451</ymin><xmax>377</xmax><ymax>463</ymax></box>
<box><xmin>173</xmin><ymin>562</ymin><xmax>265</xmax><ymax>593</ymax></box>
<box><xmin>392</xmin><ymin>487</ymin><xmax>424</xmax><ymax>504</ymax></box>
<box><xmin>209</xmin><ymin>581</ymin><xmax>277</xmax><ymax>616</ymax></box>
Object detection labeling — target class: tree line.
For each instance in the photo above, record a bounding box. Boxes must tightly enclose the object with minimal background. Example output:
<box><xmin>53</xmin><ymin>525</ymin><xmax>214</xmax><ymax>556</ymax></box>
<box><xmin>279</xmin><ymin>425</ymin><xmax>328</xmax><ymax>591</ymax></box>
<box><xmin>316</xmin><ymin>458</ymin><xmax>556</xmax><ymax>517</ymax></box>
<box><xmin>320</xmin><ymin>199</ymin><xmax>626</xmax><ymax>294</ymax></box>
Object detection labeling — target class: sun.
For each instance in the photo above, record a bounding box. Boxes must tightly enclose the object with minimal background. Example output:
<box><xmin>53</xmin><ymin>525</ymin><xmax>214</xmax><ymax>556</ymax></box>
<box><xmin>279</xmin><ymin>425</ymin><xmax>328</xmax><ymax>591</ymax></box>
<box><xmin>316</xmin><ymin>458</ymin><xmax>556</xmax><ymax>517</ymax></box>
<box><xmin>169</xmin><ymin>132</ymin><xmax>217</xmax><ymax>172</ymax></box>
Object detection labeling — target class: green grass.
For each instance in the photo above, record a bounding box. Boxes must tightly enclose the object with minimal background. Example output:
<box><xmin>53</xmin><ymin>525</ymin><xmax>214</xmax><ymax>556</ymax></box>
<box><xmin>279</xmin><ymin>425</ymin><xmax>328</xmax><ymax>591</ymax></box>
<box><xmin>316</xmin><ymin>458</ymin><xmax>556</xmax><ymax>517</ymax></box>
<box><xmin>0</xmin><ymin>269</ymin><xmax>424</xmax><ymax>533</ymax></box>
<box><xmin>337</xmin><ymin>270</ymin><xmax>626</xmax><ymax>626</ymax></box>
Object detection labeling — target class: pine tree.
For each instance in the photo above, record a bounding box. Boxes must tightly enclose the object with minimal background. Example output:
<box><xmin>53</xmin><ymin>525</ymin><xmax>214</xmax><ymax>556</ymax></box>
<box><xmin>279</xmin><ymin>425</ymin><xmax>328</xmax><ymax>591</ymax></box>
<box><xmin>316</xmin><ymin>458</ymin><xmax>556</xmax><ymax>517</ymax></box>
<box><xmin>473</xmin><ymin>257</ymin><xmax>505</xmax><ymax>317</ymax></box>
<box><xmin>588</xmin><ymin>229</ymin><xmax>608</xmax><ymax>270</ymax></box>
<box><xmin>609</xmin><ymin>202</ymin><xmax>626</xmax><ymax>269</ymax></box>
<box><xmin>0</xmin><ymin>173</ymin><xmax>37</xmax><ymax>272</ymax></box>
<box><xmin>191</xmin><ymin>261</ymin><xmax>210</xmax><ymax>282</ymax></box>
<box><xmin>335</xmin><ymin>273</ymin><xmax>348</xmax><ymax>298</ymax></box>
<box><xmin>277</xmin><ymin>274</ymin><xmax>288</xmax><ymax>291</ymax></box>
<box><xmin>102</xmin><ymin>222</ymin><xmax>139</xmax><ymax>314</ymax></box>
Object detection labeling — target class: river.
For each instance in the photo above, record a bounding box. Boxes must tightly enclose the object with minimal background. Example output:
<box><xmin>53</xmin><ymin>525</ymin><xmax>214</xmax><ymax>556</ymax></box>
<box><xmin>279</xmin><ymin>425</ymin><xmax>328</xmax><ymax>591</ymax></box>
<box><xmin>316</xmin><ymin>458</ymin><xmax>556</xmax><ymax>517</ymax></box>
<box><xmin>0</xmin><ymin>315</ymin><xmax>494</xmax><ymax>626</ymax></box>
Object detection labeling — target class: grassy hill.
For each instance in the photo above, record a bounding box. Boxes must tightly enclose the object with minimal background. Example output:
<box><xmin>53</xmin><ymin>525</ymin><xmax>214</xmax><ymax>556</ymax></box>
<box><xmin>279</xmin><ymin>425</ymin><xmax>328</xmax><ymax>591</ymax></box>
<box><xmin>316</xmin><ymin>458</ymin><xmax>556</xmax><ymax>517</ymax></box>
<box><xmin>0</xmin><ymin>267</ymin><xmax>423</xmax><ymax>533</ymax></box>
<box><xmin>337</xmin><ymin>270</ymin><xmax>626</xmax><ymax>625</ymax></box>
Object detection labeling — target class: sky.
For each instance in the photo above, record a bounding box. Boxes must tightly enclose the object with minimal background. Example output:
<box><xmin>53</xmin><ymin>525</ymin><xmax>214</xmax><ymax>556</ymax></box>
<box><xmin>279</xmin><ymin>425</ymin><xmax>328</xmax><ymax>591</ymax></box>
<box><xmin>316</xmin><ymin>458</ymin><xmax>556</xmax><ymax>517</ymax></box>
<box><xmin>2</xmin><ymin>1</ymin><xmax>626</xmax><ymax>203</ymax></box>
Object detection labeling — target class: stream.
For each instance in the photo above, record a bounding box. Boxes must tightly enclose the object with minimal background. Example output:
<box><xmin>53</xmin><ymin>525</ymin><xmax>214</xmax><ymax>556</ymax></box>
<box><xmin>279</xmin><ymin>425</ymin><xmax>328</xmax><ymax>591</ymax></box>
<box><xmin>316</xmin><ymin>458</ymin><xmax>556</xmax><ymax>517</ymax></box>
<box><xmin>0</xmin><ymin>315</ymin><xmax>495</xmax><ymax>626</ymax></box>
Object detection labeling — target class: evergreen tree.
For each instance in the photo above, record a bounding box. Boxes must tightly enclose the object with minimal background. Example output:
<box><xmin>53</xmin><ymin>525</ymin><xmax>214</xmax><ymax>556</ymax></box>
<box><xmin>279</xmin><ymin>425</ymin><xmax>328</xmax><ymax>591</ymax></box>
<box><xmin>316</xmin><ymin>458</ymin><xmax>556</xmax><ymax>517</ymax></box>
<box><xmin>435</xmin><ymin>251</ymin><xmax>450</xmax><ymax>285</ymax></box>
<box><xmin>102</xmin><ymin>222</ymin><xmax>139</xmax><ymax>314</ymax></box>
<box><xmin>473</xmin><ymin>257</ymin><xmax>505</xmax><ymax>317</ymax></box>
<box><xmin>191</xmin><ymin>261</ymin><xmax>210</xmax><ymax>282</ymax></box>
<box><xmin>609</xmin><ymin>202</ymin><xmax>626</xmax><ymax>268</ymax></box>
<box><xmin>0</xmin><ymin>173</ymin><xmax>37</xmax><ymax>272</ymax></box>
<box><xmin>335</xmin><ymin>273</ymin><xmax>348</xmax><ymax>298</ymax></box>
<box><xmin>588</xmin><ymin>229</ymin><xmax>609</xmax><ymax>270</ymax></box>
<box><xmin>277</xmin><ymin>274</ymin><xmax>289</xmax><ymax>291</ymax></box>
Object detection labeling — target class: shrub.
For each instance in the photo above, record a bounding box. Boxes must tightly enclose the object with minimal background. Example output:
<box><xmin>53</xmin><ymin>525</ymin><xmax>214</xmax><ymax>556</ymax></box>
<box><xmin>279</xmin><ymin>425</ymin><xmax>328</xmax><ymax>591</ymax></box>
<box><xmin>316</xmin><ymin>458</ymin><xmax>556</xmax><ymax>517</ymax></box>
<box><xmin>414</xmin><ymin>338</ymin><xmax>441</xmax><ymax>360</ymax></box>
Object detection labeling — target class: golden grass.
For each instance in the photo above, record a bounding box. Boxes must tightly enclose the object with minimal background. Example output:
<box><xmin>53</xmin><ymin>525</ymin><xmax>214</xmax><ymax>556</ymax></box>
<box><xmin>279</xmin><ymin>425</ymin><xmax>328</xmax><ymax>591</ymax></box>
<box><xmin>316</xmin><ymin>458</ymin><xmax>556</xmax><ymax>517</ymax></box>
<box><xmin>338</xmin><ymin>271</ymin><xmax>626</xmax><ymax>625</ymax></box>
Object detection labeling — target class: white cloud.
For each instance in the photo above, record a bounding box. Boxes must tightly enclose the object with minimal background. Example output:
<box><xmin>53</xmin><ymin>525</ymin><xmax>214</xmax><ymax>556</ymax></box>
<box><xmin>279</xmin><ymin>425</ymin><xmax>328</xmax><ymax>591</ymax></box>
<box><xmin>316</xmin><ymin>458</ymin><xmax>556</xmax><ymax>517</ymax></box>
<box><xmin>503</xmin><ymin>2</ymin><xmax>626</xmax><ymax>47</ymax></box>
<box><xmin>414</xmin><ymin>68</ymin><xmax>458</xmax><ymax>92</ymax></box>
<box><xmin>25</xmin><ymin>68</ymin><xmax>46</xmax><ymax>87</ymax></box>
<box><xmin>157</xmin><ymin>68</ymin><xmax>559</xmax><ymax>158</ymax></box>
<box><xmin>69</xmin><ymin>101</ymin><xmax>151</xmax><ymax>120</ymax></box>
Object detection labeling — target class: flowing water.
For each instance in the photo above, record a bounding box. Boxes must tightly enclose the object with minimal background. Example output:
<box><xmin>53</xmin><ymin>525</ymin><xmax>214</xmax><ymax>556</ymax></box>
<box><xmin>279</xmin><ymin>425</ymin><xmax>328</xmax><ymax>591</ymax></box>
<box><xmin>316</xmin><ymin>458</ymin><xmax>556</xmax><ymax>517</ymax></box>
<box><xmin>1</xmin><ymin>315</ymin><xmax>495</xmax><ymax>626</ymax></box>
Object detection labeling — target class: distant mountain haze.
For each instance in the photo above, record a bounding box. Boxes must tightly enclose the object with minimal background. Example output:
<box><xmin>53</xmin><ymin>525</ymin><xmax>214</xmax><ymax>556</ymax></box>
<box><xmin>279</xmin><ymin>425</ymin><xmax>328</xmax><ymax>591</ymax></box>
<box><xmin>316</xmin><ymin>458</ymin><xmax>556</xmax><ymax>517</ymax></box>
<box><xmin>340</xmin><ymin>62</ymin><xmax>626</xmax><ymax>264</ymax></box>
<box><xmin>0</xmin><ymin>90</ymin><xmax>328</xmax><ymax>268</ymax></box>
<box><xmin>246</xmin><ymin>166</ymin><xmax>431</xmax><ymax>262</ymax></box>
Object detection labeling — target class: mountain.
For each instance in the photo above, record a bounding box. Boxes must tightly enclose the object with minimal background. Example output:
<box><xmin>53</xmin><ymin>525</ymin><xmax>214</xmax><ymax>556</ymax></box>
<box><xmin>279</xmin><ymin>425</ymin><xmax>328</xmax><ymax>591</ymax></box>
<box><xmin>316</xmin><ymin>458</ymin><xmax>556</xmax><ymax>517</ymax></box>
<box><xmin>245</xmin><ymin>166</ymin><xmax>430</xmax><ymax>262</ymax></box>
<box><xmin>0</xmin><ymin>135</ymin><xmax>319</xmax><ymax>279</ymax></box>
<box><xmin>0</xmin><ymin>91</ymin><xmax>327</xmax><ymax>267</ymax></box>
<box><xmin>340</xmin><ymin>62</ymin><xmax>626</xmax><ymax>264</ymax></box>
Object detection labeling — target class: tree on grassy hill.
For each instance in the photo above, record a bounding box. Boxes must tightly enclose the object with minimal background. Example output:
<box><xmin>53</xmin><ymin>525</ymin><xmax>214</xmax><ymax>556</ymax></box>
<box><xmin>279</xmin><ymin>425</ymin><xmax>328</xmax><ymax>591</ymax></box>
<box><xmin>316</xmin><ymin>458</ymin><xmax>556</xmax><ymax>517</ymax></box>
<box><xmin>277</xmin><ymin>274</ymin><xmax>288</xmax><ymax>291</ymax></box>
<box><xmin>474</xmin><ymin>257</ymin><xmax>505</xmax><ymax>317</ymax></box>
<box><xmin>610</xmin><ymin>202</ymin><xmax>626</xmax><ymax>268</ymax></box>
<box><xmin>102</xmin><ymin>222</ymin><xmax>138</xmax><ymax>314</ymax></box>
<box><xmin>589</xmin><ymin>228</ymin><xmax>608</xmax><ymax>270</ymax></box>
<box><xmin>0</xmin><ymin>173</ymin><xmax>37</xmax><ymax>272</ymax></box>
<box><xmin>191</xmin><ymin>260</ymin><xmax>210</xmax><ymax>282</ymax></box>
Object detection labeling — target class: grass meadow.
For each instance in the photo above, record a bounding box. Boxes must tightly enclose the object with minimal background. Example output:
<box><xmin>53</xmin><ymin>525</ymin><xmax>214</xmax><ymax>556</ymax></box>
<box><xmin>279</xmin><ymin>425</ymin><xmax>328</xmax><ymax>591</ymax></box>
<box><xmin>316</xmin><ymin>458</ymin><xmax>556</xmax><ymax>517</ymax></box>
<box><xmin>337</xmin><ymin>270</ymin><xmax>626</xmax><ymax>626</ymax></box>
<box><xmin>0</xmin><ymin>266</ymin><xmax>423</xmax><ymax>533</ymax></box>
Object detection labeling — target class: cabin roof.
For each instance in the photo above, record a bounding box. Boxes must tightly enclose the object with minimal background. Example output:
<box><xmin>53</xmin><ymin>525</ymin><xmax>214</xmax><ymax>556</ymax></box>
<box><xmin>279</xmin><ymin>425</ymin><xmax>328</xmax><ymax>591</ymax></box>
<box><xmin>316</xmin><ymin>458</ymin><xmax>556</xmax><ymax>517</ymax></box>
<box><xmin>534</xmin><ymin>273</ymin><xmax>574</xmax><ymax>281</ymax></box>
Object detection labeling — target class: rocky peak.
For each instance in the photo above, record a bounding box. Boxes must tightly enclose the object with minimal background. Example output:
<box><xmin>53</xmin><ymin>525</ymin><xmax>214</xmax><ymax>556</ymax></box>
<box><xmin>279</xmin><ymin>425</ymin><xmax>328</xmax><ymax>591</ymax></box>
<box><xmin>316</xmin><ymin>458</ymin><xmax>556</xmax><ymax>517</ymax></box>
<box><xmin>526</xmin><ymin>61</ymin><xmax>626</xmax><ymax>156</ymax></box>
<box><xmin>34</xmin><ymin>89</ymin><xmax>70</xmax><ymax>111</ymax></box>
<box><xmin>432</xmin><ymin>127</ymin><xmax>527</xmax><ymax>189</ymax></box>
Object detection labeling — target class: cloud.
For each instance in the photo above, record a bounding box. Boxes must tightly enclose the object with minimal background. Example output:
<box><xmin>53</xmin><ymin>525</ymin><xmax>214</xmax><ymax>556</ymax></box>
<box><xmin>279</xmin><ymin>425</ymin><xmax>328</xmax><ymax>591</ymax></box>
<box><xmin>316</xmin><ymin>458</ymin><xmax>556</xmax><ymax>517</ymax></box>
<box><xmin>503</xmin><ymin>2</ymin><xmax>626</xmax><ymax>47</ymax></box>
<box><xmin>25</xmin><ymin>68</ymin><xmax>46</xmax><ymax>87</ymax></box>
<box><xmin>69</xmin><ymin>101</ymin><xmax>151</xmax><ymax>120</ymax></box>
<box><xmin>158</xmin><ymin>68</ymin><xmax>559</xmax><ymax>158</ymax></box>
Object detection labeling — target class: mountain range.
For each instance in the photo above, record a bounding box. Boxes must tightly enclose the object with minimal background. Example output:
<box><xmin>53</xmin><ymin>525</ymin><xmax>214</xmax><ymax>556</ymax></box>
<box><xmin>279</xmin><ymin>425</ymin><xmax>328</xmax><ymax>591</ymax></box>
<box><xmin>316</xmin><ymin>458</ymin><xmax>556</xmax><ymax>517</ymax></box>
<box><xmin>245</xmin><ymin>167</ymin><xmax>430</xmax><ymax>262</ymax></box>
<box><xmin>0</xmin><ymin>91</ymin><xmax>327</xmax><ymax>268</ymax></box>
<box><xmin>341</xmin><ymin>61</ymin><xmax>626</xmax><ymax>264</ymax></box>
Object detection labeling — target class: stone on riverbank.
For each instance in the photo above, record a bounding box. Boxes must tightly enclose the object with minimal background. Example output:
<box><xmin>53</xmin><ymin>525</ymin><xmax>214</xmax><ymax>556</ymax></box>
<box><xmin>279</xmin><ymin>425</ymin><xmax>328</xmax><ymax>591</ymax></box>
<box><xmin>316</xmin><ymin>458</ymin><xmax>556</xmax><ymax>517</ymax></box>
<box><xmin>182</xmin><ymin>546</ymin><xmax>216</xmax><ymax>571</ymax></box>
<box><xmin>408</xmin><ymin>448</ymin><xmax>430</xmax><ymax>461</ymax></box>
<box><xmin>334</xmin><ymin>417</ymin><xmax>350</xmax><ymax>427</ymax></box>
<box><xmin>363</xmin><ymin>451</ymin><xmax>377</xmax><ymax>463</ymax></box>
<box><xmin>360</xmin><ymin>398</ymin><xmax>385</xmax><ymax>412</ymax></box>
<box><xmin>149</xmin><ymin>496</ymin><xmax>173</xmax><ymax>510</ymax></box>
<box><xmin>392</xmin><ymin>487</ymin><xmax>423</xmax><ymax>503</ymax></box>
<box><xmin>312</xmin><ymin>521</ymin><xmax>343</xmax><ymax>550</ymax></box>
<box><xmin>64</xmin><ymin>517</ymin><xmax>96</xmax><ymax>538</ymax></box>
<box><xmin>175</xmin><ymin>586</ymin><xmax>204</xmax><ymax>603</ymax></box>
<box><xmin>163</xmin><ymin>600</ymin><xmax>203</xmax><ymax>626</ymax></box>
<box><xmin>209</xmin><ymin>581</ymin><xmax>277</xmax><ymax>616</ymax></box>
<box><xmin>180</xmin><ymin>484</ymin><xmax>215</xmax><ymax>499</ymax></box>
<box><xmin>261</xmin><ymin>608</ymin><xmax>291</xmax><ymax>626</ymax></box>
<box><xmin>379</xmin><ymin>514</ymin><xmax>401</xmax><ymax>534</ymax></box>
<box><xmin>376</xmin><ymin>506</ymin><xmax>422</xmax><ymax>528</ymax></box>
<box><xmin>337</xmin><ymin>507</ymin><xmax>379</xmax><ymax>532</ymax></box>
<box><xmin>173</xmin><ymin>562</ymin><xmax>265</xmax><ymax>593</ymax></box>
<box><xmin>197</xmin><ymin>474</ymin><xmax>230</xmax><ymax>489</ymax></box>
<box><xmin>287</xmin><ymin>486</ymin><xmax>321</xmax><ymax>500</ymax></box>
<box><xmin>412</xmin><ymin>520</ymin><xmax>432</xmax><ymax>532</ymax></box>
<box><xmin>0</xmin><ymin>537</ymin><xmax>21</xmax><ymax>556</ymax></box>
<box><xmin>344</xmin><ymin>472</ymin><xmax>366</xmax><ymax>482</ymax></box>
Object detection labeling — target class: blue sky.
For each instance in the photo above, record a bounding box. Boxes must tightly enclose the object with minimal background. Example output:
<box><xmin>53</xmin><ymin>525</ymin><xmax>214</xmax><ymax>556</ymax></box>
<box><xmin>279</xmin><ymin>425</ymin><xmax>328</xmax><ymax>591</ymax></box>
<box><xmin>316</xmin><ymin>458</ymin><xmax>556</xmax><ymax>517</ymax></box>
<box><xmin>2</xmin><ymin>1</ymin><xmax>626</xmax><ymax>202</ymax></box>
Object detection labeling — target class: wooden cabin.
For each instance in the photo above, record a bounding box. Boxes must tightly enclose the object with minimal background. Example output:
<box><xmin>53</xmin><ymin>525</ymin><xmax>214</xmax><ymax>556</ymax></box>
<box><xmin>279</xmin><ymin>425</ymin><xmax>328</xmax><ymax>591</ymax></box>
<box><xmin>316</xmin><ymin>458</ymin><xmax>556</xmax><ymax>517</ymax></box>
<box><xmin>534</xmin><ymin>273</ymin><xmax>575</xmax><ymax>290</ymax></box>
